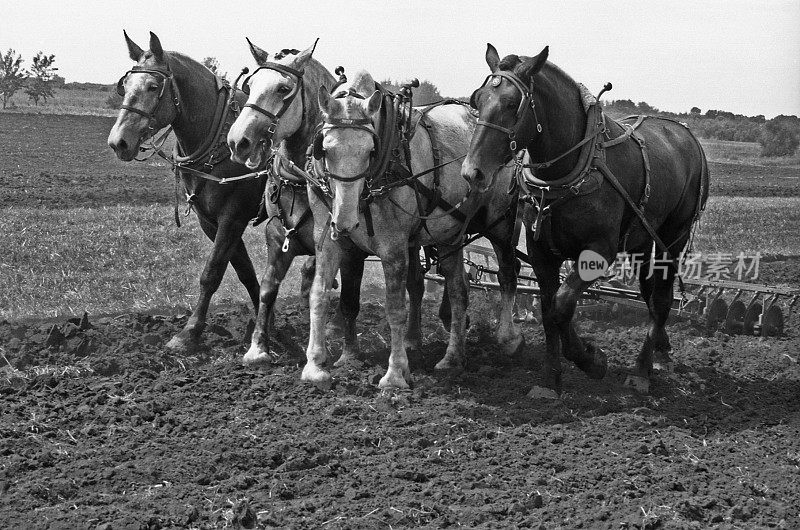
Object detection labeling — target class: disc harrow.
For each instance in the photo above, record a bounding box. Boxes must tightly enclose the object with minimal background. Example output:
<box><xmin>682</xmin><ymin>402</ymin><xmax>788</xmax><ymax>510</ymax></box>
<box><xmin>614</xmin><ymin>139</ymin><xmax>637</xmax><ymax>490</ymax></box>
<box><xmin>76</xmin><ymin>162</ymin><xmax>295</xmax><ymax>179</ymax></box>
<box><xmin>420</xmin><ymin>243</ymin><xmax>798</xmax><ymax>337</ymax></box>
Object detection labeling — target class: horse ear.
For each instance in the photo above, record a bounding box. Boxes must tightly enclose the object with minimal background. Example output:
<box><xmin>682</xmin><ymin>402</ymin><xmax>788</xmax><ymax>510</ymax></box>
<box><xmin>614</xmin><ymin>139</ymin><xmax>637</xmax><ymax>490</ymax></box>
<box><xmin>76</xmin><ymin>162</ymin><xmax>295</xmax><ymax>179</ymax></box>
<box><xmin>318</xmin><ymin>85</ymin><xmax>333</xmax><ymax>116</ymax></box>
<box><xmin>246</xmin><ymin>38</ymin><xmax>270</xmax><ymax>66</ymax></box>
<box><xmin>149</xmin><ymin>32</ymin><xmax>165</xmax><ymax>62</ymax></box>
<box><xmin>485</xmin><ymin>43</ymin><xmax>500</xmax><ymax>72</ymax></box>
<box><xmin>518</xmin><ymin>46</ymin><xmax>549</xmax><ymax>81</ymax></box>
<box><xmin>293</xmin><ymin>39</ymin><xmax>319</xmax><ymax>69</ymax></box>
<box><xmin>124</xmin><ymin>30</ymin><xmax>144</xmax><ymax>62</ymax></box>
<box><xmin>366</xmin><ymin>90</ymin><xmax>382</xmax><ymax>117</ymax></box>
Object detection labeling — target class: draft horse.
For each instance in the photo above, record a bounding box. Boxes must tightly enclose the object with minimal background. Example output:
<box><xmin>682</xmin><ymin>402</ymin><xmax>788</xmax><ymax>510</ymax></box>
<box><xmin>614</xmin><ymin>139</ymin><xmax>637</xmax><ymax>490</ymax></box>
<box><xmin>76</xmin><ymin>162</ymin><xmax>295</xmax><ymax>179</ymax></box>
<box><xmin>304</xmin><ymin>70</ymin><xmax>523</xmax><ymax>389</ymax></box>
<box><xmin>464</xmin><ymin>44</ymin><xmax>709</xmax><ymax>397</ymax></box>
<box><xmin>107</xmin><ymin>31</ymin><xmax>278</xmax><ymax>351</ymax></box>
<box><xmin>227</xmin><ymin>40</ymin><xmax>423</xmax><ymax>365</ymax></box>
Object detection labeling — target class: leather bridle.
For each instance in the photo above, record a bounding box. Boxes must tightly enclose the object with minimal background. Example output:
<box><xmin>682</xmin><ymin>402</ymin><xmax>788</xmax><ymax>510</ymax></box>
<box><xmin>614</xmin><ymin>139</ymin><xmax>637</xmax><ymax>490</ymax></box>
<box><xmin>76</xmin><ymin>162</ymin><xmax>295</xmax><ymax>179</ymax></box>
<box><xmin>470</xmin><ymin>70</ymin><xmax>542</xmax><ymax>154</ymax></box>
<box><xmin>241</xmin><ymin>62</ymin><xmax>305</xmax><ymax>151</ymax></box>
<box><xmin>116</xmin><ymin>66</ymin><xmax>182</xmax><ymax>141</ymax></box>
<box><xmin>314</xmin><ymin>114</ymin><xmax>380</xmax><ymax>184</ymax></box>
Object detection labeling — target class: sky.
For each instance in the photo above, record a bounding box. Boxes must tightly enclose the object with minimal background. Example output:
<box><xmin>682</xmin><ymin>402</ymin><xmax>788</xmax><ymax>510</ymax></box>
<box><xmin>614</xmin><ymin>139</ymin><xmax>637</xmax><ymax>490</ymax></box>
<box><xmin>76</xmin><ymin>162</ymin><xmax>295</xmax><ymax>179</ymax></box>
<box><xmin>1</xmin><ymin>0</ymin><xmax>798</xmax><ymax>118</ymax></box>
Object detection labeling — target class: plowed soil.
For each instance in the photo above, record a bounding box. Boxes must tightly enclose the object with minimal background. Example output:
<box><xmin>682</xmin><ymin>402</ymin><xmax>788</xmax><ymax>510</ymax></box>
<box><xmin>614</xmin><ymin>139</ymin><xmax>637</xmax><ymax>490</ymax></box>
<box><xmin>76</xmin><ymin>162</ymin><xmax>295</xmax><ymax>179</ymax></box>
<box><xmin>2</xmin><ymin>266</ymin><xmax>800</xmax><ymax>529</ymax></box>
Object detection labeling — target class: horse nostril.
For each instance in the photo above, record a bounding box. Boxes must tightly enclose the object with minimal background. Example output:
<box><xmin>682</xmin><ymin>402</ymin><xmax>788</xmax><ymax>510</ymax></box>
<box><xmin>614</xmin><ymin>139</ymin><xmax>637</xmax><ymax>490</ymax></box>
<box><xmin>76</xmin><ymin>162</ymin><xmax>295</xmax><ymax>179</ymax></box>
<box><xmin>473</xmin><ymin>168</ymin><xmax>485</xmax><ymax>181</ymax></box>
<box><xmin>237</xmin><ymin>137</ymin><xmax>251</xmax><ymax>154</ymax></box>
<box><xmin>110</xmin><ymin>138</ymin><xmax>128</xmax><ymax>152</ymax></box>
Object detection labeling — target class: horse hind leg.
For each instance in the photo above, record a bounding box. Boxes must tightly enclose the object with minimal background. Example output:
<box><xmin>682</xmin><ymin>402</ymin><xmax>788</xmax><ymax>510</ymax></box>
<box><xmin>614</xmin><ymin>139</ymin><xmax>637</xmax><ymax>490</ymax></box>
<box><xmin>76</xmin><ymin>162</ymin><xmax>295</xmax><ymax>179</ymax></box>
<box><xmin>490</xmin><ymin>240</ymin><xmax>525</xmax><ymax>358</ymax></box>
<box><xmin>433</xmin><ymin>245</ymin><xmax>469</xmax><ymax>373</ymax></box>
<box><xmin>333</xmin><ymin>248</ymin><xmax>367</xmax><ymax>367</ymax></box>
<box><xmin>404</xmin><ymin>247</ymin><xmax>425</xmax><ymax>351</ymax></box>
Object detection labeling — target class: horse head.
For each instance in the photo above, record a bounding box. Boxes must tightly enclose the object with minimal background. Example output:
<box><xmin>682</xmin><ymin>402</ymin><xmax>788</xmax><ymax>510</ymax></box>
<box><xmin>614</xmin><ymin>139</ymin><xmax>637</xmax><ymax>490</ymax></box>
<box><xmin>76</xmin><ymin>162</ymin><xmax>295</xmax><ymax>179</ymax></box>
<box><xmin>462</xmin><ymin>43</ymin><xmax>548</xmax><ymax>191</ymax></box>
<box><xmin>316</xmin><ymin>72</ymin><xmax>382</xmax><ymax>236</ymax></box>
<box><xmin>107</xmin><ymin>31</ymin><xmax>181</xmax><ymax>161</ymax></box>
<box><xmin>227</xmin><ymin>40</ymin><xmax>317</xmax><ymax>169</ymax></box>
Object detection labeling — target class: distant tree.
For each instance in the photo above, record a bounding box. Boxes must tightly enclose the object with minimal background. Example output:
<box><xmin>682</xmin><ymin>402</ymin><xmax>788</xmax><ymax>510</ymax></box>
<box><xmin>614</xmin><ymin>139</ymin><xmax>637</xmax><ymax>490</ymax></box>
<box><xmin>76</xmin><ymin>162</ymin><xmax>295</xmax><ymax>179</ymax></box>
<box><xmin>759</xmin><ymin>115</ymin><xmax>800</xmax><ymax>157</ymax></box>
<box><xmin>690</xmin><ymin>106</ymin><xmax>701</xmax><ymax>115</ymax></box>
<box><xmin>202</xmin><ymin>56</ymin><xmax>227</xmax><ymax>81</ymax></box>
<box><xmin>25</xmin><ymin>51</ymin><xmax>57</xmax><ymax>105</ymax></box>
<box><xmin>0</xmin><ymin>49</ymin><xmax>26</xmax><ymax>109</ymax></box>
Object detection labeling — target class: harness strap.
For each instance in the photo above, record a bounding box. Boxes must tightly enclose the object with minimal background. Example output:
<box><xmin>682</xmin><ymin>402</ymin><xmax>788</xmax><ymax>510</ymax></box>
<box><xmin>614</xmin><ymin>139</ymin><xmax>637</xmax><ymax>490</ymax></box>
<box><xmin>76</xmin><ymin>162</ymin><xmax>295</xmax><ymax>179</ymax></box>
<box><xmin>594</xmin><ymin>158</ymin><xmax>670</xmax><ymax>257</ymax></box>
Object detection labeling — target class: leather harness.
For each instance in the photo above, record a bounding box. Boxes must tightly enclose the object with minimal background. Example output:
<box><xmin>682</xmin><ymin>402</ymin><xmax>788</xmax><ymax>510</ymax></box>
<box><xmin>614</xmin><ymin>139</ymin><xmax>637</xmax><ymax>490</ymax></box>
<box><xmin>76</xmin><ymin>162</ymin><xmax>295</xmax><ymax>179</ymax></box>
<box><xmin>473</xmin><ymin>69</ymin><xmax>706</xmax><ymax>262</ymax></box>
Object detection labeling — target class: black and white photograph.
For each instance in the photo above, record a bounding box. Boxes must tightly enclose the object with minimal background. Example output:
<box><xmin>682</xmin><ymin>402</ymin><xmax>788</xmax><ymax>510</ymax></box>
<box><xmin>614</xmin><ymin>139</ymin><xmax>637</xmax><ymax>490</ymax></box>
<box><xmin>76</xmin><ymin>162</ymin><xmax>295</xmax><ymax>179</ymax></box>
<box><xmin>1</xmin><ymin>1</ymin><xmax>798</xmax><ymax>527</ymax></box>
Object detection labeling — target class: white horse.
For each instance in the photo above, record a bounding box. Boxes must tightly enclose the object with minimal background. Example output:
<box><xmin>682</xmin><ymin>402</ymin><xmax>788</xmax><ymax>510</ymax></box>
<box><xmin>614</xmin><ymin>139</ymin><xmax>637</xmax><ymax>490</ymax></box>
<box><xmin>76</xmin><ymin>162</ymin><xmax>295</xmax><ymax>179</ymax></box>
<box><xmin>304</xmin><ymin>71</ymin><xmax>523</xmax><ymax>389</ymax></box>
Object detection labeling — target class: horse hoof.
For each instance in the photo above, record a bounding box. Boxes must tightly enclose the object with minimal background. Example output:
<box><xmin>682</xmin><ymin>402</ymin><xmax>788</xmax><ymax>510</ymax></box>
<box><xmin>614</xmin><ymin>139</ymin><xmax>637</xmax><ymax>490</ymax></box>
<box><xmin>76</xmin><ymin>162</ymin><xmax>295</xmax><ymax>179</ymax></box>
<box><xmin>301</xmin><ymin>363</ymin><xmax>331</xmax><ymax>383</ymax></box>
<box><xmin>242</xmin><ymin>345</ymin><xmax>272</xmax><ymax>366</ymax></box>
<box><xmin>434</xmin><ymin>356</ymin><xmax>464</xmax><ymax>374</ymax></box>
<box><xmin>333</xmin><ymin>351</ymin><xmax>361</xmax><ymax>368</ymax></box>
<box><xmin>652</xmin><ymin>360</ymin><xmax>675</xmax><ymax>373</ymax></box>
<box><xmin>527</xmin><ymin>385</ymin><xmax>560</xmax><ymax>400</ymax></box>
<box><xmin>165</xmin><ymin>335</ymin><xmax>195</xmax><ymax>352</ymax></box>
<box><xmin>624</xmin><ymin>374</ymin><xmax>650</xmax><ymax>394</ymax></box>
<box><xmin>379</xmin><ymin>369</ymin><xmax>410</xmax><ymax>390</ymax></box>
<box><xmin>500</xmin><ymin>334</ymin><xmax>526</xmax><ymax>357</ymax></box>
<box><xmin>583</xmin><ymin>344</ymin><xmax>608</xmax><ymax>380</ymax></box>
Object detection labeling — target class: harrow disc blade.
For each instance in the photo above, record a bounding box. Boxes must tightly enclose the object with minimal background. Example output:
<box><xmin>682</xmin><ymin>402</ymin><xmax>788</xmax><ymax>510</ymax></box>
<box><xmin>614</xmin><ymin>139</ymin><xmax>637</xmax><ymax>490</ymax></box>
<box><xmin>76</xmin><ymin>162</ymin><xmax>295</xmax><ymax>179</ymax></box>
<box><xmin>725</xmin><ymin>300</ymin><xmax>747</xmax><ymax>335</ymax></box>
<box><xmin>743</xmin><ymin>303</ymin><xmax>763</xmax><ymax>336</ymax></box>
<box><xmin>706</xmin><ymin>298</ymin><xmax>728</xmax><ymax>333</ymax></box>
<box><xmin>761</xmin><ymin>305</ymin><xmax>784</xmax><ymax>337</ymax></box>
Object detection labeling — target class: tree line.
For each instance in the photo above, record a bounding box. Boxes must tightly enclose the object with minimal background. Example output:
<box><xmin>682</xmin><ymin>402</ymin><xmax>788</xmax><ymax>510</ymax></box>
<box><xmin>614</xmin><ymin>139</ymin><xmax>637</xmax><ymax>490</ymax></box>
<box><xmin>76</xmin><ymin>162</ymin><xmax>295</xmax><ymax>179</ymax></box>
<box><xmin>0</xmin><ymin>49</ymin><xmax>59</xmax><ymax>108</ymax></box>
<box><xmin>604</xmin><ymin>99</ymin><xmax>799</xmax><ymax>157</ymax></box>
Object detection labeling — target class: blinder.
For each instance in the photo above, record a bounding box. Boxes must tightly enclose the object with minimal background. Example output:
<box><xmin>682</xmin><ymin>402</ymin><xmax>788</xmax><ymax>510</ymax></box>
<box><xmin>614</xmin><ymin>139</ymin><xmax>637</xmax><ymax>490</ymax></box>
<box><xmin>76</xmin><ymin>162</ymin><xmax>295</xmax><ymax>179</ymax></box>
<box><xmin>241</xmin><ymin>62</ymin><xmax>305</xmax><ymax>96</ymax></box>
<box><xmin>472</xmin><ymin>70</ymin><xmax>542</xmax><ymax>153</ymax></box>
<box><xmin>116</xmin><ymin>67</ymin><xmax>172</xmax><ymax>98</ymax></box>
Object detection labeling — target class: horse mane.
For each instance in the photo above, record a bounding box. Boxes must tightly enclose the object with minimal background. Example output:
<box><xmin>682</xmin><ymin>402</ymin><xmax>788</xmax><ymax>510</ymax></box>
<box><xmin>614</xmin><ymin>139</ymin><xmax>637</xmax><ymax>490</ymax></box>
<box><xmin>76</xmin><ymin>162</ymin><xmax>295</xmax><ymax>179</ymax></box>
<box><xmin>273</xmin><ymin>48</ymin><xmax>300</xmax><ymax>60</ymax></box>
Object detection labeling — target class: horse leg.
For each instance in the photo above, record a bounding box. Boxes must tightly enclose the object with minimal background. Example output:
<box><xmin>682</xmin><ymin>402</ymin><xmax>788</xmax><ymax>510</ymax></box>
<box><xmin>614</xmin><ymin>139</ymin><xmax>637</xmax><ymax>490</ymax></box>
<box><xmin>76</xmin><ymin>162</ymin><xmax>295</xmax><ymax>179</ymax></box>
<box><xmin>438</xmin><ymin>282</ymin><xmax>452</xmax><ymax>331</ymax></box>
<box><xmin>554</xmin><ymin>270</ymin><xmax>609</xmax><ymax>381</ymax></box>
<box><xmin>378</xmin><ymin>249</ymin><xmax>413</xmax><ymax>389</ymax></box>
<box><xmin>228</xmin><ymin>238</ymin><xmax>260</xmax><ymax>312</ymax></box>
<box><xmin>243</xmin><ymin>234</ymin><xmax>298</xmax><ymax>365</ymax></box>
<box><xmin>299</xmin><ymin>255</ymin><xmax>315</xmax><ymax>304</ymax></box>
<box><xmin>433</xmin><ymin>245</ymin><xmax>469</xmax><ymax>372</ymax></box>
<box><xmin>528</xmin><ymin>252</ymin><xmax>563</xmax><ymax>399</ymax></box>
<box><xmin>404</xmin><ymin>246</ymin><xmax>425</xmax><ymax>351</ymax></box>
<box><xmin>166</xmin><ymin>216</ymin><xmax>244</xmax><ymax>351</ymax></box>
<box><xmin>627</xmin><ymin>258</ymin><xmax>677</xmax><ymax>393</ymax></box>
<box><xmin>491</xmin><ymin>240</ymin><xmax>525</xmax><ymax>357</ymax></box>
<box><xmin>301</xmin><ymin>239</ymin><xmax>342</xmax><ymax>383</ymax></box>
<box><xmin>333</xmin><ymin>248</ymin><xmax>368</xmax><ymax>367</ymax></box>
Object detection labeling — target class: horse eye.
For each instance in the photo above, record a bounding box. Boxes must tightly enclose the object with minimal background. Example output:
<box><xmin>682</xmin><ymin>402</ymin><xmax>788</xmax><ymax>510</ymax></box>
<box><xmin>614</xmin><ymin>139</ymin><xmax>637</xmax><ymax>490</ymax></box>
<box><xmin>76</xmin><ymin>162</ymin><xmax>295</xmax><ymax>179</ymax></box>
<box><xmin>277</xmin><ymin>85</ymin><xmax>291</xmax><ymax>94</ymax></box>
<box><xmin>147</xmin><ymin>84</ymin><xmax>159</xmax><ymax>92</ymax></box>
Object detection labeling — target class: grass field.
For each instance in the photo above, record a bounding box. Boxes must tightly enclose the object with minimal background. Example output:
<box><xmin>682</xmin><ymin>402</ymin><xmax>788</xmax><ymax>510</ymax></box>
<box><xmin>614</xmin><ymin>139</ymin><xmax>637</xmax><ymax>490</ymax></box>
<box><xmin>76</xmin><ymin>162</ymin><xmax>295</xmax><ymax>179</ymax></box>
<box><xmin>2</xmin><ymin>87</ymin><xmax>117</xmax><ymax>117</ymax></box>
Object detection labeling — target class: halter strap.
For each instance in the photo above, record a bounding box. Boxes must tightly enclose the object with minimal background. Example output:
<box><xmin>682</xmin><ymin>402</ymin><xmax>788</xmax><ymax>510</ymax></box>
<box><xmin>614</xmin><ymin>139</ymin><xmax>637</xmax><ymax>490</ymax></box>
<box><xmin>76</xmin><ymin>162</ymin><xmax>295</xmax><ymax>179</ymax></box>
<box><xmin>474</xmin><ymin>70</ymin><xmax>542</xmax><ymax>152</ymax></box>
<box><xmin>241</xmin><ymin>61</ymin><xmax>305</xmax><ymax>148</ymax></box>
<box><xmin>116</xmin><ymin>65</ymin><xmax>182</xmax><ymax>145</ymax></box>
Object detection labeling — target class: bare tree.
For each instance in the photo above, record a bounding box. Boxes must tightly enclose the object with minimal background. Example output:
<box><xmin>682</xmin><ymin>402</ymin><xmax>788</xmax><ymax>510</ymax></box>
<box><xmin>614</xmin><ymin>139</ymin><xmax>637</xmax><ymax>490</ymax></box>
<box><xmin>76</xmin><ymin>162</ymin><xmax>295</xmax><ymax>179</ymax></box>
<box><xmin>0</xmin><ymin>49</ymin><xmax>26</xmax><ymax>109</ymax></box>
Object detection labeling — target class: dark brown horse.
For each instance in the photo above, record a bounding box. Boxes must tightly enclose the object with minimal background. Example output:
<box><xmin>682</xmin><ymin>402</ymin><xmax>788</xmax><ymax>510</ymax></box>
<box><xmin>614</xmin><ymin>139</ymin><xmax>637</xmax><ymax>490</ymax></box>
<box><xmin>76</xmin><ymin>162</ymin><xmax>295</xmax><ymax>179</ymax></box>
<box><xmin>107</xmin><ymin>31</ymin><xmax>283</xmax><ymax>351</ymax></box>
<box><xmin>464</xmin><ymin>44</ymin><xmax>709</xmax><ymax>397</ymax></box>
